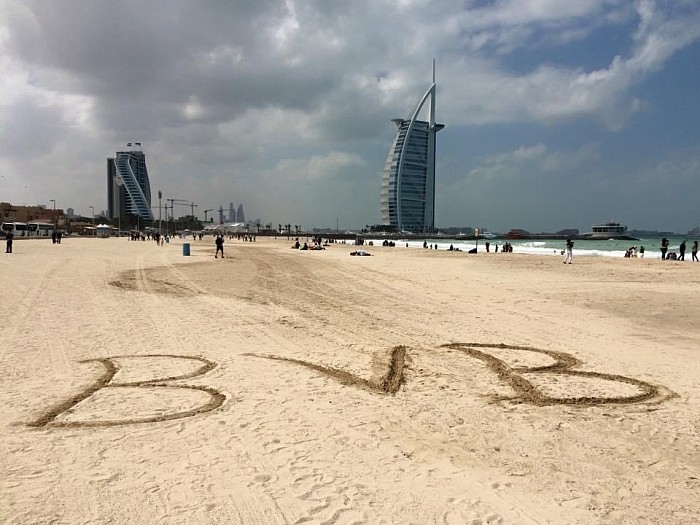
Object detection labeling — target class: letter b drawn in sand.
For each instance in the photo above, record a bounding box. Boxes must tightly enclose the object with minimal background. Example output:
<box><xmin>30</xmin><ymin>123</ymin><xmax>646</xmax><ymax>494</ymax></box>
<box><xmin>441</xmin><ymin>343</ymin><xmax>674</xmax><ymax>406</ymax></box>
<box><xmin>27</xmin><ymin>355</ymin><xmax>226</xmax><ymax>428</ymax></box>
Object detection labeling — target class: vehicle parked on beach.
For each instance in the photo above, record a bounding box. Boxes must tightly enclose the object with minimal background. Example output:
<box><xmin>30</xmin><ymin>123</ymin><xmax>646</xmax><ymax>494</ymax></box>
<box><xmin>2</xmin><ymin>221</ymin><xmax>55</xmax><ymax>237</ymax></box>
<box><xmin>1</xmin><ymin>222</ymin><xmax>27</xmax><ymax>237</ymax></box>
<box><xmin>28</xmin><ymin>222</ymin><xmax>55</xmax><ymax>237</ymax></box>
<box><xmin>2</xmin><ymin>221</ymin><xmax>54</xmax><ymax>238</ymax></box>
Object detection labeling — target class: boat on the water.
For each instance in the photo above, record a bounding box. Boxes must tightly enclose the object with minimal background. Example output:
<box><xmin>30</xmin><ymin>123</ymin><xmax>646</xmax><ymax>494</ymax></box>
<box><xmin>581</xmin><ymin>221</ymin><xmax>639</xmax><ymax>240</ymax></box>
<box><xmin>503</xmin><ymin>228</ymin><xmax>530</xmax><ymax>239</ymax></box>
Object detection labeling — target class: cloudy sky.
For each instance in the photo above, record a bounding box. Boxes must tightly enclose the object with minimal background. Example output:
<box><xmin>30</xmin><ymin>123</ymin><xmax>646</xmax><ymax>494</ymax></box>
<box><xmin>2</xmin><ymin>0</ymin><xmax>699</xmax><ymax>233</ymax></box>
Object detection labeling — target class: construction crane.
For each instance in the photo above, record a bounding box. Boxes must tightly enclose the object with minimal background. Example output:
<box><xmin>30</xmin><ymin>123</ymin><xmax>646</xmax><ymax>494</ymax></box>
<box><xmin>166</xmin><ymin>198</ymin><xmax>189</xmax><ymax>216</ymax></box>
<box><xmin>203</xmin><ymin>209</ymin><xmax>214</xmax><ymax>222</ymax></box>
<box><xmin>167</xmin><ymin>199</ymin><xmax>192</xmax><ymax>232</ymax></box>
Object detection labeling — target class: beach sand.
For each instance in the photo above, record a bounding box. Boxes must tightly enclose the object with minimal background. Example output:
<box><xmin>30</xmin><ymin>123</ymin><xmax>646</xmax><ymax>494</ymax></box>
<box><xmin>1</xmin><ymin>236</ymin><xmax>699</xmax><ymax>524</ymax></box>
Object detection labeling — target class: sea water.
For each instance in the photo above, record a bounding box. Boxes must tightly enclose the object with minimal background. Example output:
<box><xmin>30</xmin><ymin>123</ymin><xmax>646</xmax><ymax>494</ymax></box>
<box><xmin>369</xmin><ymin>237</ymin><xmax>694</xmax><ymax>259</ymax></box>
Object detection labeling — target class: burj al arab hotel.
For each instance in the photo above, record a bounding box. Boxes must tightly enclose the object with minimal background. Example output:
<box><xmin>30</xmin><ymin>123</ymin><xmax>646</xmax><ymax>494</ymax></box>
<box><xmin>380</xmin><ymin>63</ymin><xmax>444</xmax><ymax>233</ymax></box>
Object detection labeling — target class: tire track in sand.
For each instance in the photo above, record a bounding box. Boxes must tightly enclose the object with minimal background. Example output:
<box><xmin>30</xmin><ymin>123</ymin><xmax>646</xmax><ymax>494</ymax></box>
<box><xmin>0</xmin><ymin>257</ymin><xmax>67</xmax><ymax>361</ymax></box>
<box><xmin>142</xmin><ymin>249</ymin><xmax>374</xmax><ymax>523</ymax></box>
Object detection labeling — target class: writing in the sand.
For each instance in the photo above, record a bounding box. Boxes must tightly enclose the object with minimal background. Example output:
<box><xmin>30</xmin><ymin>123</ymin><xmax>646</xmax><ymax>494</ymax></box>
<box><xmin>247</xmin><ymin>343</ymin><xmax>670</xmax><ymax>407</ymax></box>
<box><xmin>28</xmin><ymin>344</ymin><xmax>671</xmax><ymax>429</ymax></box>
<box><xmin>27</xmin><ymin>354</ymin><xmax>226</xmax><ymax>428</ymax></box>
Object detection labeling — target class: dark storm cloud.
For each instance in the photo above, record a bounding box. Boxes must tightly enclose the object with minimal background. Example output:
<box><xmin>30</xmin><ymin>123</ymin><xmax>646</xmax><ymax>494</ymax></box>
<box><xmin>4</xmin><ymin>0</ymin><xmax>382</xmax><ymax>136</ymax></box>
<box><xmin>0</xmin><ymin>96</ymin><xmax>64</xmax><ymax>158</ymax></box>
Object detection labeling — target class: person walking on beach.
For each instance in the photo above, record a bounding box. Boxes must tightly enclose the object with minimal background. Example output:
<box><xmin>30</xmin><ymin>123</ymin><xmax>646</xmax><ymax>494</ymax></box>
<box><xmin>563</xmin><ymin>238</ymin><xmax>574</xmax><ymax>264</ymax></box>
<box><xmin>5</xmin><ymin>230</ymin><xmax>14</xmax><ymax>253</ymax></box>
<box><xmin>678</xmin><ymin>240</ymin><xmax>686</xmax><ymax>261</ymax></box>
<box><xmin>692</xmin><ymin>240</ymin><xmax>698</xmax><ymax>262</ymax></box>
<box><xmin>215</xmin><ymin>234</ymin><xmax>224</xmax><ymax>258</ymax></box>
<box><xmin>660</xmin><ymin>237</ymin><xmax>669</xmax><ymax>260</ymax></box>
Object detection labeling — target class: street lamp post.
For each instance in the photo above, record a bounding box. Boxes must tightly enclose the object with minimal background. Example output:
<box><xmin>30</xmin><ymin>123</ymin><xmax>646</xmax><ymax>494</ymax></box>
<box><xmin>190</xmin><ymin>202</ymin><xmax>197</xmax><ymax>232</ymax></box>
<box><xmin>89</xmin><ymin>206</ymin><xmax>95</xmax><ymax>236</ymax></box>
<box><xmin>49</xmin><ymin>199</ymin><xmax>56</xmax><ymax>229</ymax></box>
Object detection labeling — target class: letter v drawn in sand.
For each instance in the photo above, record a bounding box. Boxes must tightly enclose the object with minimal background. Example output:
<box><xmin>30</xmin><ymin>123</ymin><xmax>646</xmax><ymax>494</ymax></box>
<box><xmin>27</xmin><ymin>355</ymin><xmax>226</xmax><ymax>428</ymax></box>
<box><xmin>246</xmin><ymin>345</ymin><xmax>407</xmax><ymax>394</ymax></box>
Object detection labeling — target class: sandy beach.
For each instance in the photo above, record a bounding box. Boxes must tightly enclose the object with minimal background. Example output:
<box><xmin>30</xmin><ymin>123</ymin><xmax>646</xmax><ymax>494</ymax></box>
<box><xmin>1</xmin><ymin>236</ymin><xmax>699</xmax><ymax>524</ymax></box>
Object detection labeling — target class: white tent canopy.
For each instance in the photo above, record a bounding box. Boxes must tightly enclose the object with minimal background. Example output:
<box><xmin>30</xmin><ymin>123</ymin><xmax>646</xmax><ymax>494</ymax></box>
<box><xmin>203</xmin><ymin>222</ymin><xmax>247</xmax><ymax>233</ymax></box>
<box><xmin>95</xmin><ymin>224</ymin><xmax>112</xmax><ymax>237</ymax></box>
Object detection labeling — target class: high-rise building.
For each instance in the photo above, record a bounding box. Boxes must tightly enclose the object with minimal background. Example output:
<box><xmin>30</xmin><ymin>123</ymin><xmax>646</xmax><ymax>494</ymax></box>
<box><xmin>229</xmin><ymin>202</ymin><xmax>235</xmax><ymax>222</ymax></box>
<box><xmin>107</xmin><ymin>144</ymin><xmax>154</xmax><ymax>222</ymax></box>
<box><xmin>236</xmin><ymin>204</ymin><xmax>245</xmax><ymax>223</ymax></box>
<box><xmin>380</xmin><ymin>65</ymin><xmax>444</xmax><ymax>233</ymax></box>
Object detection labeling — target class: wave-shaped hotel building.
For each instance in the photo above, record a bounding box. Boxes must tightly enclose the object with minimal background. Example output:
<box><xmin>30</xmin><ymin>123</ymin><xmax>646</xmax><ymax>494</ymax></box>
<box><xmin>380</xmin><ymin>65</ymin><xmax>444</xmax><ymax>233</ymax></box>
<box><xmin>107</xmin><ymin>144</ymin><xmax>154</xmax><ymax>222</ymax></box>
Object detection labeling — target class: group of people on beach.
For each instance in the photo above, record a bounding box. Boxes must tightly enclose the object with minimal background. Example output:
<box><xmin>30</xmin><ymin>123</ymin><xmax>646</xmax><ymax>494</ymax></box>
<box><xmin>660</xmin><ymin>238</ymin><xmax>698</xmax><ymax>261</ymax></box>
<box><xmin>291</xmin><ymin>237</ymin><xmax>325</xmax><ymax>250</ymax></box>
<box><xmin>624</xmin><ymin>245</ymin><xmax>644</xmax><ymax>258</ymax></box>
<box><xmin>484</xmin><ymin>242</ymin><xmax>513</xmax><ymax>253</ymax></box>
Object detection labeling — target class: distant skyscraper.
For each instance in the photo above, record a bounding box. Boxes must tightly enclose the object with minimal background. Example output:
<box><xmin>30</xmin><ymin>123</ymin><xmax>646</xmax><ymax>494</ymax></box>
<box><xmin>229</xmin><ymin>202</ymin><xmax>235</xmax><ymax>222</ymax></box>
<box><xmin>237</xmin><ymin>204</ymin><xmax>244</xmax><ymax>223</ymax></box>
<box><xmin>107</xmin><ymin>144</ymin><xmax>154</xmax><ymax>221</ymax></box>
<box><xmin>218</xmin><ymin>206</ymin><xmax>224</xmax><ymax>224</ymax></box>
<box><xmin>380</xmin><ymin>64</ymin><xmax>444</xmax><ymax>233</ymax></box>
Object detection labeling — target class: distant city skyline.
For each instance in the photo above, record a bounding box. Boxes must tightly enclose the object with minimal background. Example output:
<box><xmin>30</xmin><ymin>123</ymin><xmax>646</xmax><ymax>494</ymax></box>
<box><xmin>2</xmin><ymin>2</ymin><xmax>700</xmax><ymax>233</ymax></box>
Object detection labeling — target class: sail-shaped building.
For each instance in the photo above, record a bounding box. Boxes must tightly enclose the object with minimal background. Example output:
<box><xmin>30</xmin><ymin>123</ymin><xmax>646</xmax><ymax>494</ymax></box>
<box><xmin>107</xmin><ymin>144</ymin><xmax>154</xmax><ymax>222</ymax></box>
<box><xmin>380</xmin><ymin>65</ymin><xmax>444</xmax><ymax>233</ymax></box>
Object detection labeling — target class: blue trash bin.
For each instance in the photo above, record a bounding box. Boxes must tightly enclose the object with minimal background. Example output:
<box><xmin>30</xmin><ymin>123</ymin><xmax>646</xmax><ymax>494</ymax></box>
<box><xmin>183</xmin><ymin>243</ymin><xmax>190</xmax><ymax>256</ymax></box>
